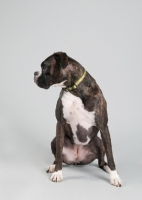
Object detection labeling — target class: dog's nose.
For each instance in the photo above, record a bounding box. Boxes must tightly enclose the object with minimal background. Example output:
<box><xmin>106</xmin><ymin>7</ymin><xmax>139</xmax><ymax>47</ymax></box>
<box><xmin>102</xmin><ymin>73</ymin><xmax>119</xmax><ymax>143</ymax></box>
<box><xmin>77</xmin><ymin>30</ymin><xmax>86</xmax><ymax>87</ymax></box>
<box><xmin>34</xmin><ymin>71</ymin><xmax>39</xmax><ymax>76</ymax></box>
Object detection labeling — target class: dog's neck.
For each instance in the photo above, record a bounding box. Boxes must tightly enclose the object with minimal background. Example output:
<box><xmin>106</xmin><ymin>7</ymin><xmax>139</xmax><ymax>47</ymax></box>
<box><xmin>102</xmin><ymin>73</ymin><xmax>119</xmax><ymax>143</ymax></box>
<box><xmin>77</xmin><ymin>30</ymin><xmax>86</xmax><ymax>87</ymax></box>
<box><xmin>63</xmin><ymin>57</ymin><xmax>84</xmax><ymax>87</ymax></box>
<box><xmin>62</xmin><ymin>58</ymin><xmax>99</xmax><ymax>99</ymax></box>
<box><xmin>65</xmin><ymin>68</ymin><xmax>86</xmax><ymax>92</ymax></box>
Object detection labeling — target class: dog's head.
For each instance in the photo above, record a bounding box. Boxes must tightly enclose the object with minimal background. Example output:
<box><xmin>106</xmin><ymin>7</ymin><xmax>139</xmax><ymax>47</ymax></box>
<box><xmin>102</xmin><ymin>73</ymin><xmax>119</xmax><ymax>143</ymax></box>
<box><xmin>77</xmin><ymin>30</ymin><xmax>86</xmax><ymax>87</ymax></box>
<box><xmin>34</xmin><ymin>52</ymin><xmax>68</xmax><ymax>89</ymax></box>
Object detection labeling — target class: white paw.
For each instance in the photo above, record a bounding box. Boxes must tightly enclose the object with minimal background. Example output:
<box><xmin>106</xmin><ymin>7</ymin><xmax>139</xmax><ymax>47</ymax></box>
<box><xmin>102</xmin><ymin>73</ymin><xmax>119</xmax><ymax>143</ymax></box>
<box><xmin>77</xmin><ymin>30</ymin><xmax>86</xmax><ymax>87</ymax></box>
<box><xmin>51</xmin><ymin>170</ymin><xmax>63</xmax><ymax>182</ymax></box>
<box><xmin>46</xmin><ymin>164</ymin><xmax>55</xmax><ymax>173</ymax></box>
<box><xmin>110</xmin><ymin>170</ymin><xmax>122</xmax><ymax>187</ymax></box>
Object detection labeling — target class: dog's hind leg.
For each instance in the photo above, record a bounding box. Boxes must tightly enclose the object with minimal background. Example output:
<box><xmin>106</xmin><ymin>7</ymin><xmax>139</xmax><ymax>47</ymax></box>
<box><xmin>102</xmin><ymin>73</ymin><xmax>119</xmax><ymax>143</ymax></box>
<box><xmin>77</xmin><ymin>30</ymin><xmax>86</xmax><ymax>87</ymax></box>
<box><xmin>96</xmin><ymin>137</ymin><xmax>115</xmax><ymax>175</ymax></box>
<box><xmin>96</xmin><ymin>136</ymin><xmax>108</xmax><ymax>170</ymax></box>
<box><xmin>46</xmin><ymin>137</ymin><xmax>56</xmax><ymax>173</ymax></box>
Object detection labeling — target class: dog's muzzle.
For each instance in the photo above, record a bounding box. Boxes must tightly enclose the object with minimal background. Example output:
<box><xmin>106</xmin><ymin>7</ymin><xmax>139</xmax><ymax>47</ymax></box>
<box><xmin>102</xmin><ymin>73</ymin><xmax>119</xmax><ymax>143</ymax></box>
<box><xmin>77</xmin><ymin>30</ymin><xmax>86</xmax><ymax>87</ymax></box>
<box><xmin>34</xmin><ymin>71</ymin><xmax>41</xmax><ymax>83</ymax></box>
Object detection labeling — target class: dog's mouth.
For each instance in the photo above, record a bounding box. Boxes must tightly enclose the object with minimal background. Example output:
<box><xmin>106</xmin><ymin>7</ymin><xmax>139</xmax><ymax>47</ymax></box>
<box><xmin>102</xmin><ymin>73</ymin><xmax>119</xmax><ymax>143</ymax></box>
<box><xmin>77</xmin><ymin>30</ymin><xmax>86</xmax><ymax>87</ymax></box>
<box><xmin>34</xmin><ymin>71</ymin><xmax>67</xmax><ymax>90</ymax></box>
<box><xmin>34</xmin><ymin>76</ymin><xmax>38</xmax><ymax>84</ymax></box>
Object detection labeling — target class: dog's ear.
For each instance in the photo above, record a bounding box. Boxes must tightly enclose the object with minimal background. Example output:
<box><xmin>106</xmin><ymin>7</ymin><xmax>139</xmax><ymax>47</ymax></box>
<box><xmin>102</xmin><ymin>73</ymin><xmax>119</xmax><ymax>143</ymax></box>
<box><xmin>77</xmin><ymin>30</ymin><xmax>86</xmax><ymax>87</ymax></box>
<box><xmin>54</xmin><ymin>52</ymin><xmax>68</xmax><ymax>69</ymax></box>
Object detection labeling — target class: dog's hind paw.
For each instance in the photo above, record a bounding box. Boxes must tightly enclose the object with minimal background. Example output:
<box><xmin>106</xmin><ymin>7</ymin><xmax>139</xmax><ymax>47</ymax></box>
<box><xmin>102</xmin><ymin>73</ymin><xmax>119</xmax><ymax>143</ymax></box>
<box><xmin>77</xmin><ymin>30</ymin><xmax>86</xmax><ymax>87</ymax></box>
<box><xmin>110</xmin><ymin>170</ymin><xmax>122</xmax><ymax>187</ymax></box>
<box><xmin>51</xmin><ymin>170</ymin><xmax>63</xmax><ymax>182</ymax></box>
<box><xmin>46</xmin><ymin>164</ymin><xmax>55</xmax><ymax>173</ymax></box>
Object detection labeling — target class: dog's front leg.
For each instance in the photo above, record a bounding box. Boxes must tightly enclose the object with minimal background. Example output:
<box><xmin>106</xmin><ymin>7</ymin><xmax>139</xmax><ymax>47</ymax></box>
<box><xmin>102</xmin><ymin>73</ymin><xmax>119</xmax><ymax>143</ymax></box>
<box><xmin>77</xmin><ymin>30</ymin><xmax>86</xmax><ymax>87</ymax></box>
<box><xmin>51</xmin><ymin>122</ymin><xmax>64</xmax><ymax>182</ymax></box>
<box><xmin>100</xmin><ymin>125</ymin><xmax>122</xmax><ymax>187</ymax></box>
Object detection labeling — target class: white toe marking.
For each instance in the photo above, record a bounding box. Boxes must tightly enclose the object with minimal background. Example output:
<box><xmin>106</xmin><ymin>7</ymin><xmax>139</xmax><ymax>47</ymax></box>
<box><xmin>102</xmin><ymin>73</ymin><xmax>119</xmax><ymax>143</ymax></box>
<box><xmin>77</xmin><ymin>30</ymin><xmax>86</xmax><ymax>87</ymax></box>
<box><xmin>51</xmin><ymin>170</ymin><xmax>63</xmax><ymax>182</ymax></box>
<box><xmin>47</xmin><ymin>164</ymin><xmax>55</xmax><ymax>173</ymax></box>
<box><xmin>103</xmin><ymin>166</ymin><xmax>122</xmax><ymax>186</ymax></box>
<box><xmin>109</xmin><ymin>170</ymin><xmax>122</xmax><ymax>186</ymax></box>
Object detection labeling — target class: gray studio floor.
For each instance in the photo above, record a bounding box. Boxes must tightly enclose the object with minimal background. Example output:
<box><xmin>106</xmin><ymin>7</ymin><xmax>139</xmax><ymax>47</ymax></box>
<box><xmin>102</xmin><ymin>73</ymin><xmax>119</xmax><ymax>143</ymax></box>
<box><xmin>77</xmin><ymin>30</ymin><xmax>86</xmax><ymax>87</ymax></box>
<box><xmin>1</xmin><ymin>131</ymin><xmax>141</xmax><ymax>200</ymax></box>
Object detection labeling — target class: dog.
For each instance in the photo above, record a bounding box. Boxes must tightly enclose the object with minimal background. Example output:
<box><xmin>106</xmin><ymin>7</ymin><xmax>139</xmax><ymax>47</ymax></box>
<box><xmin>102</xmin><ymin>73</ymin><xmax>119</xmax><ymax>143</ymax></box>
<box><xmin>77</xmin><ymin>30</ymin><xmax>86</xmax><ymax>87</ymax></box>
<box><xmin>34</xmin><ymin>52</ymin><xmax>122</xmax><ymax>187</ymax></box>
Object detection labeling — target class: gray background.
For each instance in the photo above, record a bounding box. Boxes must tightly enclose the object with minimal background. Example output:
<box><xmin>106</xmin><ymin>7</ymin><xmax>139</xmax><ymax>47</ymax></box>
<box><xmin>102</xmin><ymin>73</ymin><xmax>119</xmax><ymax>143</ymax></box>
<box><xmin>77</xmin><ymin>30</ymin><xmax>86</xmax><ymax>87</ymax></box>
<box><xmin>0</xmin><ymin>0</ymin><xmax>142</xmax><ymax>199</ymax></box>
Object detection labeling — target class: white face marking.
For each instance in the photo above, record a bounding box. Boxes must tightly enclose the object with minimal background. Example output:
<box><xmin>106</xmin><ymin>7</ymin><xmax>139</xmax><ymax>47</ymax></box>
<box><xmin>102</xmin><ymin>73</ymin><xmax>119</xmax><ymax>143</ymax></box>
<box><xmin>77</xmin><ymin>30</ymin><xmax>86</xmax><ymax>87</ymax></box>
<box><xmin>52</xmin><ymin>80</ymin><xmax>67</xmax><ymax>88</ymax></box>
<box><xmin>103</xmin><ymin>166</ymin><xmax>122</xmax><ymax>186</ymax></box>
<box><xmin>61</xmin><ymin>91</ymin><xmax>95</xmax><ymax>145</ymax></box>
<box><xmin>51</xmin><ymin>170</ymin><xmax>63</xmax><ymax>182</ymax></box>
<box><xmin>34</xmin><ymin>71</ymin><xmax>41</xmax><ymax>83</ymax></box>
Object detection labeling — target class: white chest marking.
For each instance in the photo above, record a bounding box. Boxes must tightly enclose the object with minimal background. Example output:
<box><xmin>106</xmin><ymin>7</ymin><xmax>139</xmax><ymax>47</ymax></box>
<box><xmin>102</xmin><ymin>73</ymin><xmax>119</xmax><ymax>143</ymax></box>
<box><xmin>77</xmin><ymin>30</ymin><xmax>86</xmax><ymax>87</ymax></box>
<box><xmin>61</xmin><ymin>91</ymin><xmax>95</xmax><ymax>145</ymax></box>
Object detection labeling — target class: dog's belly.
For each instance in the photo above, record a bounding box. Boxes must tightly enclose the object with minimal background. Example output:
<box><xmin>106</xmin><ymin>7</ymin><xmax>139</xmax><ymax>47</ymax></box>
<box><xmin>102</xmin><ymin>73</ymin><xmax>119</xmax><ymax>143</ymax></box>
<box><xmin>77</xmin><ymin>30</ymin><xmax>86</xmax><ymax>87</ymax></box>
<box><xmin>63</xmin><ymin>144</ymin><xmax>96</xmax><ymax>165</ymax></box>
<box><xmin>61</xmin><ymin>91</ymin><xmax>96</xmax><ymax>145</ymax></box>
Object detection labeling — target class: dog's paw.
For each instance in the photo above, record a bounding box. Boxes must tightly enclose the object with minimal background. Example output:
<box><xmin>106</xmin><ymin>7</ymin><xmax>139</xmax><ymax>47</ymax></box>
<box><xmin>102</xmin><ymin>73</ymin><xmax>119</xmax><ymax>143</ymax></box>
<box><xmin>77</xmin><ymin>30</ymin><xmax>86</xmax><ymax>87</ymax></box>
<box><xmin>110</xmin><ymin>170</ymin><xmax>122</xmax><ymax>187</ymax></box>
<box><xmin>51</xmin><ymin>170</ymin><xmax>63</xmax><ymax>182</ymax></box>
<box><xmin>46</xmin><ymin>164</ymin><xmax>55</xmax><ymax>173</ymax></box>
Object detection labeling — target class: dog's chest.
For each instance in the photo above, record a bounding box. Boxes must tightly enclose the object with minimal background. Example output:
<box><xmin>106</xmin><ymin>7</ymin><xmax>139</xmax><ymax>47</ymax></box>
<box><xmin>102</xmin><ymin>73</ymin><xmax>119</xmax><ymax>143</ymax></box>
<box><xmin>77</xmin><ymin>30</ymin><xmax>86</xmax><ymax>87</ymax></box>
<box><xmin>61</xmin><ymin>91</ymin><xmax>95</xmax><ymax>145</ymax></box>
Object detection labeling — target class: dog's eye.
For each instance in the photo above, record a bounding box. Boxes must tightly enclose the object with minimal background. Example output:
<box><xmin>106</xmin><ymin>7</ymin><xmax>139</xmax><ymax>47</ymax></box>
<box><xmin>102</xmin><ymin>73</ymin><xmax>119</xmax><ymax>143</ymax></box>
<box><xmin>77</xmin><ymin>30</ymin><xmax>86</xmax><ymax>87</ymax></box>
<box><xmin>42</xmin><ymin>65</ymin><xmax>47</xmax><ymax>70</ymax></box>
<box><xmin>45</xmin><ymin>66</ymin><xmax>51</xmax><ymax>76</ymax></box>
<box><xmin>41</xmin><ymin>62</ymin><xmax>47</xmax><ymax>69</ymax></box>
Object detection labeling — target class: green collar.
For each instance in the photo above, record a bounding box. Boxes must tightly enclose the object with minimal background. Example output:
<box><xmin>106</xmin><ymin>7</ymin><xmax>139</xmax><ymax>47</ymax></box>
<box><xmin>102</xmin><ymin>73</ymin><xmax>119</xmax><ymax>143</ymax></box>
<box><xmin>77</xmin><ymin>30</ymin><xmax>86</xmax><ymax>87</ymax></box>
<box><xmin>65</xmin><ymin>68</ymin><xmax>86</xmax><ymax>92</ymax></box>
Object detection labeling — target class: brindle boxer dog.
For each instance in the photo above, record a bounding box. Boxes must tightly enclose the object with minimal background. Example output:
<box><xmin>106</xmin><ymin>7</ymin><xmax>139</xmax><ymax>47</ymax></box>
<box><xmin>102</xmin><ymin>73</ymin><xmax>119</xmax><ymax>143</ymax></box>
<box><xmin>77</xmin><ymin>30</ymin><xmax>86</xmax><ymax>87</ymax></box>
<box><xmin>34</xmin><ymin>52</ymin><xmax>122</xmax><ymax>187</ymax></box>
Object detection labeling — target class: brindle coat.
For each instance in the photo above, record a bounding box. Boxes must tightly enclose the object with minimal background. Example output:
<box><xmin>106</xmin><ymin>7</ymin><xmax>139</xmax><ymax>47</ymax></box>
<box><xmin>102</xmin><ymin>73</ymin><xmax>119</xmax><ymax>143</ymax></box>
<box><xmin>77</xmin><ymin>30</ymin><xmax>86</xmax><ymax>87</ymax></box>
<box><xmin>34</xmin><ymin>52</ymin><xmax>121</xmax><ymax>186</ymax></box>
